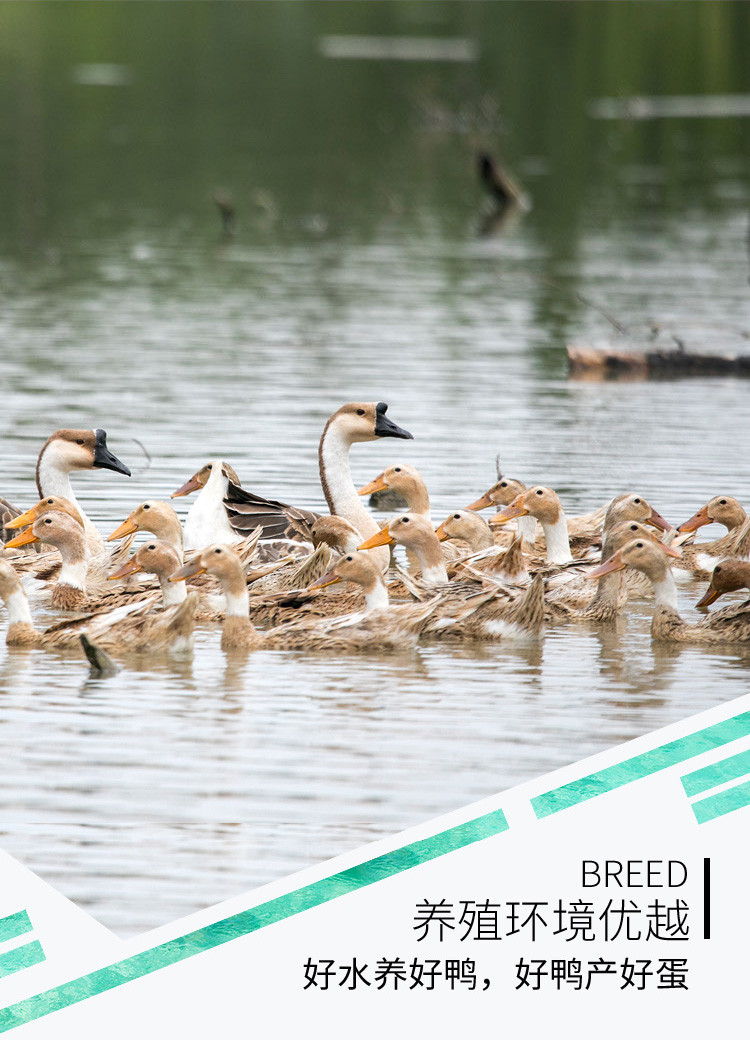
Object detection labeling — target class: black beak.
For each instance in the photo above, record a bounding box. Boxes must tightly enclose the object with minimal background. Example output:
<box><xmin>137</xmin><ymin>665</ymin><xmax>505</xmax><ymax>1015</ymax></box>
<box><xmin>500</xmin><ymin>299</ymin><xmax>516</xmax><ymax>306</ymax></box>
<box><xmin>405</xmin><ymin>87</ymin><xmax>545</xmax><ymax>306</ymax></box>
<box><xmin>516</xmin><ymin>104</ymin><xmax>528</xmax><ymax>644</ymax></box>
<box><xmin>93</xmin><ymin>429</ymin><xmax>131</xmax><ymax>477</ymax></box>
<box><xmin>374</xmin><ymin>402</ymin><xmax>413</xmax><ymax>440</ymax></box>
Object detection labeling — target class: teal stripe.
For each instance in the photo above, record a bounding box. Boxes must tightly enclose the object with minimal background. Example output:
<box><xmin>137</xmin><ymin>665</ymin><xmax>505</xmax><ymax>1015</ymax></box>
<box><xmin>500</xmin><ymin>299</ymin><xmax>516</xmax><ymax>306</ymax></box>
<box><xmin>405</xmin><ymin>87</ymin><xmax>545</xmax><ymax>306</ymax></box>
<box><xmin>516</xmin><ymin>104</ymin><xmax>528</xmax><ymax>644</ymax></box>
<box><xmin>0</xmin><ymin>913</ymin><xmax>32</xmax><ymax>946</ymax></box>
<box><xmin>0</xmin><ymin>943</ymin><xmax>45</xmax><ymax>980</ymax></box>
<box><xmin>532</xmin><ymin>712</ymin><xmax>750</xmax><ymax>818</ymax></box>
<box><xmin>692</xmin><ymin>779</ymin><xmax>750</xmax><ymax>825</ymax></box>
<box><xmin>0</xmin><ymin>809</ymin><xmax>507</xmax><ymax>1032</ymax></box>
<box><xmin>681</xmin><ymin>747</ymin><xmax>750</xmax><ymax>798</ymax></box>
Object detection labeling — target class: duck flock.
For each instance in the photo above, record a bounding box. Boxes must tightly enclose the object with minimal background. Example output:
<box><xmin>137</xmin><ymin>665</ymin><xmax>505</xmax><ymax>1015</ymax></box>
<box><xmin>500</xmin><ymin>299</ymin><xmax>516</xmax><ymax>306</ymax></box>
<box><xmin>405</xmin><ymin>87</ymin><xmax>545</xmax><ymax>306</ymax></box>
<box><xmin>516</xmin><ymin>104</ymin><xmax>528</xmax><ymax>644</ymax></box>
<box><xmin>1</xmin><ymin>401</ymin><xmax>749</xmax><ymax>663</ymax></box>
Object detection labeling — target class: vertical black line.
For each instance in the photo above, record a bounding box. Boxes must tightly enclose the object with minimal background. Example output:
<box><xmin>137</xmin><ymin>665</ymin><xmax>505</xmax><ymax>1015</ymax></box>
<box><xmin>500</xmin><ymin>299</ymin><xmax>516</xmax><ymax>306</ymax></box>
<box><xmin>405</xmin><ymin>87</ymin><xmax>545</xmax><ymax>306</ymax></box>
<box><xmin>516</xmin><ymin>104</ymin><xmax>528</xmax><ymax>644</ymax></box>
<box><xmin>703</xmin><ymin>857</ymin><xmax>711</xmax><ymax>940</ymax></box>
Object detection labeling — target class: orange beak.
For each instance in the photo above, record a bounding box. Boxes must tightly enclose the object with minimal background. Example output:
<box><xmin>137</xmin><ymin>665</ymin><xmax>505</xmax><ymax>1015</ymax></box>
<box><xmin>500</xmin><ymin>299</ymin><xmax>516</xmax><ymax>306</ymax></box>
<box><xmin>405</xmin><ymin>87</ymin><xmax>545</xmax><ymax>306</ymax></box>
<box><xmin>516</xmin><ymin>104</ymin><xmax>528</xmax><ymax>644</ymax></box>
<box><xmin>108</xmin><ymin>558</ymin><xmax>143</xmax><ymax>581</ymax></box>
<box><xmin>695</xmin><ymin>586</ymin><xmax>720</xmax><ymax>610</ymax></box>
<box><xmin>4</xmin><ymin>527</ymin><xmax>39</xmax><ymax>549</ymax></box>
<box><xmin>308</xmin><ymin>568</ymin><xmax>342</xmax><ymax>590</ymax></box>
<box><xmin>107</xmin><ymin>516</ymin><xmax>139</xmax><ymax>541</ymax></box>
<box><xmin>171</xmin><ymin>475</ymin><xmax>204</xmax><ymax>499</ymax></box>
<box><xmin>677</xmin><ymin>506</ymin><xmax>711</xmax><ymax>534</ymax></box>
<box><xmin>358</xmin><ymin>474</ymin><xmax>388</xmax><ymax>496</ymax></box>
<box><xmin>646</xmin><ymin>508</ymin><xmax>672</xmax><ymax>533</ymax></box>
<box><xmin>434</xmin><ymin>521</ymin><xmax>450</xmax><ymax>542</ymax></box>
<box><xmin>170</xmin><ymin>559</ymin><xmax>206</xmax><ymax>581</ymax></box>
<box><xmin>660</xmin><ymin>543</ymin><xmax>683</xmax><ymax>560</ymax></box>
<box><xmin>586</xmin><ymin>552</ymin><xmax>626</xmax><ymax>580</ymax></box>
<box><xmin>5</xmin><ymin>506</ymin><xmax>42</xmax><ymax>530</ymax></box>
<box><xmin>489</xmin><ymin>494</ymin><xmax>528</xmax><ymax>526</ymax></box>
<box><xmin>465</xmin><ymin>491</ymin><xmax>494</xmax><ymax>511</ymax></box>
<box><xmin>358</xmin><ymin>528</ymin><xmax>394</xmax><ymax>551</ymax></box>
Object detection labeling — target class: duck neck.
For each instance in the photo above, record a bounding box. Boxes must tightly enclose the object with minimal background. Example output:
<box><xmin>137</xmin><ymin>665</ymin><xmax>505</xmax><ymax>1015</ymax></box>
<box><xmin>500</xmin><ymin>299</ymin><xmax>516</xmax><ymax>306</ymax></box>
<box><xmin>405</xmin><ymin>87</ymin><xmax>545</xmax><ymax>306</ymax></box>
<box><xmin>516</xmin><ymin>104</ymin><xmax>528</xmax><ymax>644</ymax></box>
<box><xmin>153</xmin><ymin>515</ymin><xmax>184</xmax><ymax>553</ymax></box>
<box><xmin>224</xmin><ymin>572</ymin><xmax>249</xmax><ymax>617</ymax></box>
<box><xmin>58</xmin><ymin>555</ymin><xmax>88</xmax><ymax>592</ymax></box>
<box><xmin>652</xmin><ymin>569</ymin><xmax>678</xmax><ymax>610</ymax></box>
<box><xmin>464</xmin><ymin>518</ymin><xmax>493</xmax><ymax>551</ymax></box>
<box><xmin>160</xmin><ymin>574</ymin><xmax>187</xmax><ymax>607</ymax></box>
<box><xmin>518</xmin><ymin>515</ymin><xmax>537</xmax><ymax>548</ymax></box>
<box><xmin>4</xmin><ymin>587</ymin><xmax>34</xmax><ymax>627</ymax></box>
<box><xmin>410</xmin><ymin>534</ymin><xmax>449</xmax><ymax>584</ymax></box>
<box><xmin>541</xmin><ymin>515</ymin><xmax>573</xmax><ymax>564</ymax></box>
<box><xmin>363</xmin><ymin>576</ymin><xmax>390</xmax><ymax>612</ymax></box>
<box><xmin>403</xmin><ymin>480</ymin><xmax>430</xmax><ymax>519</ymax></box>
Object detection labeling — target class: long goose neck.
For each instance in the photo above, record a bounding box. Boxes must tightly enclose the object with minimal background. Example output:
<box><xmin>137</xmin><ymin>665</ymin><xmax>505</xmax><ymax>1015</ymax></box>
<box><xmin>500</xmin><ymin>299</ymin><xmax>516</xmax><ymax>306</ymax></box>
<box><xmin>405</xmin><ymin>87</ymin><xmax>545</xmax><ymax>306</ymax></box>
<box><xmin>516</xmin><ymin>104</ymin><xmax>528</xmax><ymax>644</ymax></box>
<box><xmin>36</xmin><ymin>447</ymin><xmax>90</xmax><ymax>528</ymax></box>
<box><xmin>542</xmin><ymin>514</ymin><xmax>573</xmax><ymax>564</ymax></box>
<box><xmin>318</xmin><ymin>420</ymin><xmax>378</xmax><ymax>538</ymax></box>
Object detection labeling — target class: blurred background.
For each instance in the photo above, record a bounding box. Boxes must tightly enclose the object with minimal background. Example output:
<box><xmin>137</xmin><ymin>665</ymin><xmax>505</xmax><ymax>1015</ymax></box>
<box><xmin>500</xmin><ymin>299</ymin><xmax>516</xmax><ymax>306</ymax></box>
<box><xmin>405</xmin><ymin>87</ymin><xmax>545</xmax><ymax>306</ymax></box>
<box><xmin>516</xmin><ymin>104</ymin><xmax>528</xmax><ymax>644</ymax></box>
<box><xmin>0</xmin><ymin>1</ymin><xmax>749</xmax><ymax>938</ymax></box>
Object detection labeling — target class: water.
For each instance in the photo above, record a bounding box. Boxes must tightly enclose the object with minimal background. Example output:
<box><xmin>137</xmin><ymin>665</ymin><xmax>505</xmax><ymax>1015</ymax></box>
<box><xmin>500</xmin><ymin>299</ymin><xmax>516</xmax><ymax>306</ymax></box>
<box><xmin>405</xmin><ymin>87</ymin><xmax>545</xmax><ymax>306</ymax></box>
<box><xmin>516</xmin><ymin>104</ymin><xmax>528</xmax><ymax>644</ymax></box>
<box><xmin>0</xmin><ymin>0</ymin><xmax>749</xmax><ymax>936</ymax></box>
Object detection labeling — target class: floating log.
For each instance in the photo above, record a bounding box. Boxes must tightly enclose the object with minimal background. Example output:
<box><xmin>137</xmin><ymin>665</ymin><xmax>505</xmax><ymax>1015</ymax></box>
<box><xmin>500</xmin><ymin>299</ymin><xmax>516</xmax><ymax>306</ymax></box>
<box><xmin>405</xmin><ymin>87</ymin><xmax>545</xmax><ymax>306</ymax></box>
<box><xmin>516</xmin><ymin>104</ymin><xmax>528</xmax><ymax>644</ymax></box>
<box><xmin>567</xmin><ymin>343</ymin><xmax>750</xmax><ymax>380</ymax></box>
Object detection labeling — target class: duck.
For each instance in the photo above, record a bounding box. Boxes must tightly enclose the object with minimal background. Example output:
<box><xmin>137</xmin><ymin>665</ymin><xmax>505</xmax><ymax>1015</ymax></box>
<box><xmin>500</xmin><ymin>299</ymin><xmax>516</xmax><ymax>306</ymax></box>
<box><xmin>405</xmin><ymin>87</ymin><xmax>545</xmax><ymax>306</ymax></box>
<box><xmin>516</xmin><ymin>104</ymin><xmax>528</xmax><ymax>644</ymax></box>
<box><xmin>2</xmin><ymin>429</ymin><xmax>131</xmax><ymax>556</ymax></box>
<box><xmin>108</xmin><ymin>541</ymin><xmax>224</xmax><ymax>619</ymax></box>
<box><xmin>108</xmin><ymin>501</ymin><xmax>184</xmax><ymax>554</ymax></box>
<box><xmin>465</xmin><ymin>475</ymin><xmax>537</xmax><ymax>547</ymax></box>
<box><xmin>0</xmin><ymin>558</ymin><xmax>196</xmax><ymax>653</ymax></box>
<box><xmin>435</xmin><ymin>510</ymin><xmax>494</xmax><ymax>553</ymax></box>
<box><xmin>490</xmin><ymin>487</ymin><xmax>574</xmax><ymax>565</ymax></box>
<box><xmin>695</xmin><ymin>559</ymin><xmax>750</xmax><ymax>610</ymax></box>
<box><xmin>586</xmin><ymin>538</ymin><xmax>750</xmax><ymax>643</ymax></box>
<box><xmin>358</xmin><ymin>514</ymin><xmax>449</xmax><ymax>584</ymax></box>
<box><xmin>358</xmin><ymin>464</ymin><xmax>431</xmax><ymax>520</ymax></box>
<box><xmin>172</xmin><ymin>460</ymin><xmax>318</xmax><ymax>553</ymax></box>
<box><xmin>675</xmin><ymin>496</ymin><xmax>750</xmax><ymax>579</ymax></box>
<box><xmin>170</xmin><ymin>545</ymin><xmax>428</xmax><ymax>652</ymax></box>
<box><xmin>317</xmin><ymin>401</ymin><xmax>413</xmax><ymax>572</ymax></box>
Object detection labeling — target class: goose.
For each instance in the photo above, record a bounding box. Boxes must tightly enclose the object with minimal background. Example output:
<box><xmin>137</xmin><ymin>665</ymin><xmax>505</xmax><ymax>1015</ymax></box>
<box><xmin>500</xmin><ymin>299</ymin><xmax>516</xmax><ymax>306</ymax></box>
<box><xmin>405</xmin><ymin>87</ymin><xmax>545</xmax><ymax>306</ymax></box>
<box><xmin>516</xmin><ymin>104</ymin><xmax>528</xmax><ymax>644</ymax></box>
<box><xmin>695</xmin><ymin>559</ymin><xmax>750</xmax><ymax>609</ymax></box>
<box><xmin>170</xmin><ymin>545</ymin><xmax>429</xmax><ymax>652</ymax></box>
<box><xmin>586</xmin><ymin>538</ymin><xmax>750</xmax><ymax>643</ymax></box>
<box><xmin>2</xmin><ymin>429</ymin><xmax>130</xmax><ymax>555</ymax></box>
<box><xmin>172</xmin><ymin>460</ymin><xmax>318</xmax><ymax>553</ymax></box>
<box><xmin>318</xmin><ymin>402</ymin><xmax>413</xmax><ymax>574</ymax></box>
<box><xmin>0</xmin><ymin>558</ymin><xmax>196</xmax><ymax>653</ymax></box>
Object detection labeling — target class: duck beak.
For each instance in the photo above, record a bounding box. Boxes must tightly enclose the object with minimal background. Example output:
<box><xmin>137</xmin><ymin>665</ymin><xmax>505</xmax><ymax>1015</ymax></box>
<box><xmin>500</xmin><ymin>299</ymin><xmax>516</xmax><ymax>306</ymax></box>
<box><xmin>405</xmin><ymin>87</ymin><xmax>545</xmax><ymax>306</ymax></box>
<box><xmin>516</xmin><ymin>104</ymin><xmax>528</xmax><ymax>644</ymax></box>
<box><xmin>677</xmin><ymin>506</ymin><xmax>710</xmax><ymax>533</ymax></box>
<box><xmin>169</xmin><ymin>559</ymin><xmax>206</xmax><ymax>581</ymax></box>
<box><xmin>374</xmin><ymin>402</ymin><xmax>413</xmax><ymax>440</ymax></box>
<box><xmin>5</xmin><ymin>506</ymin><xmax>42</xmax><ymax>530</ymax></box>
<box><xmin>695</xmin><ymin>586</ymin><xmax>720</xmax><ymax>610</ymax></box>
<box><xmin>358</xmin><ymin>474</ymin><xmax>388</xmax><ymax>496</ymax></box>
<box><xmin>4</xmin><ymin>528</ymin><xmax>39</xmax><ymax>549</ymax></box>
<box><xmin>646</xmin><ymin>508</ymin><xmax>672</xmax><ymax>533</ymax></box>
<box><xmin>434</xmin><ymin>521</ymin><xmax>450</xmax><ymax>542</ymax></box>
<box><xmin>489</xmin><ymin>495</ymin><xmax>528</xmax><ymax>526</ymax></box>
<box><xmin>308</xmin><ymin>568</ymin><xmax>342</xmax><ymax>590</ymax></box>
<box><xmin>108</xmin><ymin>558</ymin><xmax>143</xmax><ymax>581</ymax></box>
<box><xmin>660</xmin><ymin>543</ymin><xmax>683</xmax><ymax>559</ymax></box>
<box><xmin>171</xmin><ymin>475</ymin><xmax>203</xmax><ymax>498</ymax></box>
<box><xmin>107</xmin><ymin>515</ymin><xmax>139</xmax><ymax>541</ymax></box>
<box><xmin>358</xmin><ymin>528</ymin><xmax>395</xmax><ymax>550</ymax></box>
<box><xmin>465</xmin><ymin>492</ymin><xmax>494</xmax><ymax>511</ymax></box>
<box><xmin>93</xmin><ymin>430</ymin><xmax>131</xmax><ymax>477</ymax></box>
<box><xmin>586</xmin><ymin>552</ymin><xmax>626</xmax><ymax>580</ymax></box>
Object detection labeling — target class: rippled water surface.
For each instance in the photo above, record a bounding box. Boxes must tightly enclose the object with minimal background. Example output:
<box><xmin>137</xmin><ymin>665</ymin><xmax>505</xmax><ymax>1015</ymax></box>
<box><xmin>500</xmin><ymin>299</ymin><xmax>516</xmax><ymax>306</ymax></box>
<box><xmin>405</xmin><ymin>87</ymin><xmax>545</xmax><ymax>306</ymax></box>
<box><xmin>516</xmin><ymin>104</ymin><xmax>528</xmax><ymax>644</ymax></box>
<box><xmin>1</xmin><ymin>1</ymin><xmax>749</xmax><ymax>936</ymax></box>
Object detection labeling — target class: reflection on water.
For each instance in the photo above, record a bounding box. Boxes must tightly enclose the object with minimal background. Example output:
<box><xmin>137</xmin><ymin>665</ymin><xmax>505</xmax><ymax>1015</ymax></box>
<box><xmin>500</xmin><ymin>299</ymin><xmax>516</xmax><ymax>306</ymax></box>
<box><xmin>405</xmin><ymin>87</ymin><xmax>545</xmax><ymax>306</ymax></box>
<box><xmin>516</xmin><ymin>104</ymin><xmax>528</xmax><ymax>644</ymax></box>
<box><xmin>0</xmin><ymin>1</ymin><xmax>749</xmax><ymax>936</ymax></box>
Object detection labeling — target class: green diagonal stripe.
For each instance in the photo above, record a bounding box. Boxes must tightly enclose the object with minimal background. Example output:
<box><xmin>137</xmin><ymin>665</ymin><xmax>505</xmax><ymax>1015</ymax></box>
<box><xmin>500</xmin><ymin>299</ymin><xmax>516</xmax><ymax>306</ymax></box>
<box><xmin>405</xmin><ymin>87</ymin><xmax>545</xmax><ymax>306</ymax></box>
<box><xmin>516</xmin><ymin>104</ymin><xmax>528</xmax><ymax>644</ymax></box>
<box><xmin>691</xmin><ymin>779</ymin><xmax>750</xmax><ymax>824</ymax></box>
<box><xmin>532</xmin><ymin>711</ymin><xmax>750</xmax><ymax>818</ymax></box>
<box><xmin>0</xmin><ymin>942</ymin><xmax>45</xmax><ymax>980</ymax></box>
<box><xmin>0</xmin><ymin>913</ymin><xmax>32</xmax><ymax>946</ymax></box>
<box><xmin>0</xmin><ymin>808</ymin><xmax>507</xmax><ymax>1032</ymax></box>
<box><xmin>681</xmin><ymin>747</ymin><xmax>750</xmax><ymax>798</ymax></box>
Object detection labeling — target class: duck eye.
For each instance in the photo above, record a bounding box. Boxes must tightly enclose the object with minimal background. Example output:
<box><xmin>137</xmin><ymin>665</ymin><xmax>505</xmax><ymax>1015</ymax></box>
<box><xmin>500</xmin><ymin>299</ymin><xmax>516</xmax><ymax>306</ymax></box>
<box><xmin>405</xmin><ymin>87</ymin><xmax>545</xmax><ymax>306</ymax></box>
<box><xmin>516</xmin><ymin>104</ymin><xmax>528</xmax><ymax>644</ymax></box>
<box><xmin>402</xmin><ymin>517</ymin><xmax>409</xmax><ymax>523</ymax></box>
<box><xmin>356</xmin><ymin>408</ymin><xmax>365</xmax><ymax>416</ymax></box>
<box><xmin>630</xmin><ymin>524</ymin><xmax>637</xmax><ymax>530</ymax></box>
<box><xmin>214</xmin><ymin>548</ymin><xmax>221</xmax><ymax>554</ymax></box>
<box><xmin>76</xmin><ymin>439</ymin><xmax>84</xmax><ymax>445</ymax></box>
<box><xmin>536</xmin><ymin>489</ymin><xmax>543</xmax><ymax>495</ymax></box>
<box><xmin>345</xmin><ymin>555</ymin><xmax>353</xmax><ymax>562</ymax></box>
<box><xmin>720</xmin><ymin>499</ymin><xmax>727</xmax><ymax>505</ymax></box>
<box><xmin>148</xmin><ymin>544</ymin><xmax>156</xmax><ymax>550</ymax></box>
<box><xmin>206</xmin><ymin>464</ymin><xmax>212</xmax><ymax>470</ymax></box>
<box><xmin>454</xmin><ymin>513</ymin><xmax>461</xmax><ymax>519</ymax></box>
<box><xmin>500</xmin><ymin>482</ymin><xmax>507</xmax><ymax>488</ymax></box>
<box><xmin>634</xmin><ymin>498</ymin><xmax>641</xmax><ymax>504</ymax></box>
<box><xmin>44</xmin><ymin>518</ymin><xmax>52</xmax><ymax>525</ymax></box>
<box><xmin>394</xmin><ymin>467</ymin><xmax>401</xmax><ymax>472</ymax></box>
<box><xmin>715</xmin><ymin>566</ymin><xmax>722</xmax><ymax>573</ymax></box>
<box><xmin>47</xmin><ymin>499</ymin><xmax>54</xmax><ymax>504</ymax></box>
<box><xmin>636</xmin><ymin>542</ymin><xmax>643</xmax><ymax>548</ymax></box>
<box><xmin>143</xmin><ymin>504</ymin><xmax>150</xmax><ymax>510</ymax></box>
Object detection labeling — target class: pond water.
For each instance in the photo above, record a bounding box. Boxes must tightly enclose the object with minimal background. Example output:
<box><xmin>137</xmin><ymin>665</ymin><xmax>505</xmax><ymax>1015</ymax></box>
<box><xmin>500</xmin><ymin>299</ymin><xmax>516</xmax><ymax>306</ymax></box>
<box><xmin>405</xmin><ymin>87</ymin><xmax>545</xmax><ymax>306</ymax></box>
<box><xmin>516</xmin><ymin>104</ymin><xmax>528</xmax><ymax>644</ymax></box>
<box><xmin>0</xmin><ymin>1</ymin><xmax>749</xmax><ymax>936</ymax></box>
